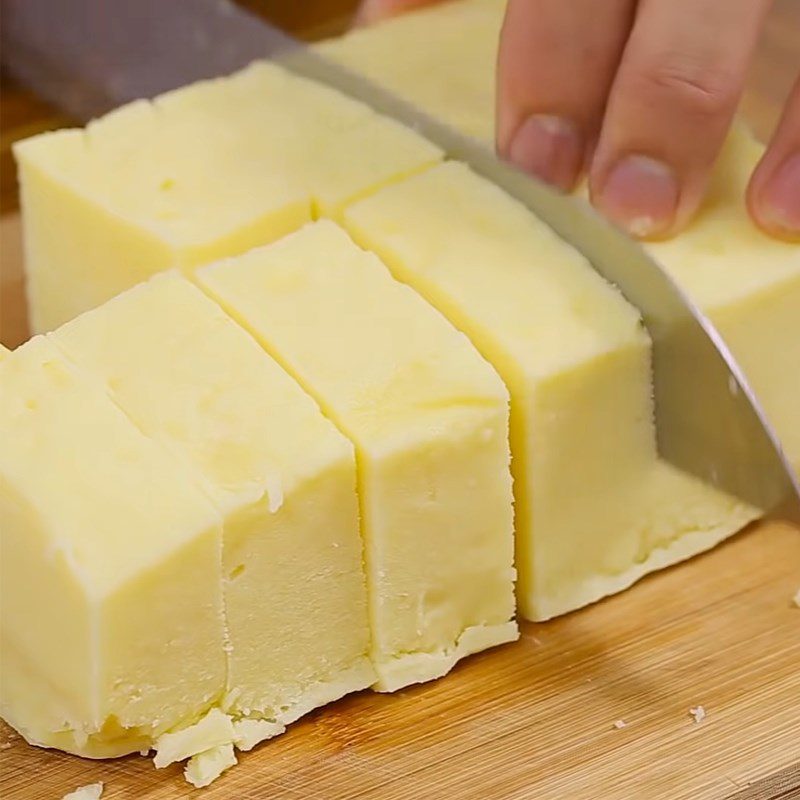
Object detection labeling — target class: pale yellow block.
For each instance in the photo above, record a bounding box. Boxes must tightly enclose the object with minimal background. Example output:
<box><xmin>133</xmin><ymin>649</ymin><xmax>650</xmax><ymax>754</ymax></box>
<box><xmin>0</xmin><ymin>337</ymin><xmax>225</xmax><ymax>757</ymax></box>
<box><xmin>196</xmin><ymin>221</ymin><xmax>517</xmax><ymax>691</ymax></box>
<box><xmin>0</xmin><ymin>344</ymin><xmax>9</xmax><ymax>360</ymax></box>
<box><xmin>344</xmin><ymin>161</ymin><xmax>756</xmax><ymax>620</ymax></box>
<box><xmin>14</xmin><ymin>61</ymin><xmax>440</xmax><ymax>332</ymax></box>
<box><xmin>317</xmin><ymin>0</ymin><xmax>503</xmax><ymax>145</ymax></box>
<box><xmin>51</xmin><ymin>272</ymin><xmax>374</xmax><ymax>726</ymax></box>
<box><xmin>321</xmin><ymin>0</ymin><xmax>799</xmax><ymax>469</ymax></box>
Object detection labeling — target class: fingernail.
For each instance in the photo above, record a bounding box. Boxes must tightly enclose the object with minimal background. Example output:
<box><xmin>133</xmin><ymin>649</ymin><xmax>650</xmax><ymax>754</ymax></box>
<box><xmin>507</xmin><ymin>115</ymin><xmax>583</xmax><ymax>191</ymax></box>
<box><xmin>758</xmin><ymin>152</ymin><xmax>800</xmax><ymax>236</ymax></box>
<box><xmin>595</xmin><ymin>155</ymin><xmax>679</xmax><ymax>238</ymax></box>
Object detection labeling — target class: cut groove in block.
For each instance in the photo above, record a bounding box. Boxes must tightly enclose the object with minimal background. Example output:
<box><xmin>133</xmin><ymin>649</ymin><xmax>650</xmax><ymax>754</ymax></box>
<box><xmin>50</xmin><ymin>272</ymin><xmax>374</xmax><ymax>729</ymax></box>
<box><xmin>14</xmin><ymin>61</ymin><xmax>441</xmax><ymax>332</ymax></box>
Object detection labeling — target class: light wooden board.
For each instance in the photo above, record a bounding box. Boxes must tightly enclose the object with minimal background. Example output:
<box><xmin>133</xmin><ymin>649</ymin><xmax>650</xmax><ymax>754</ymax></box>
<box><xmin>1</xmin><ymin>523</ymin><xmax>798</xmax><ymax>800</ymax></box>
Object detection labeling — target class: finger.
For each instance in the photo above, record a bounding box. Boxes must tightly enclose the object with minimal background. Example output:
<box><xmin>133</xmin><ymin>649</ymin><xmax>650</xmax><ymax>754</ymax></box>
<box><xmin>590</xmin><ymin>0</ymin><xmax>772</xmax><ymax>239</ymax></box>
<box><xmin>354</xmin><ymin>0</ymin><xmax>442</xmax><ymax>26</ymax></box>
<box><xmin>747</xmin><ymin>73</ymin><xmax>800</xmax><ymax>240</ymax></box>
<box><xmin>496</xmin><ymin>0</ymin><xmax>636</xmax><ymax>191</ymax></box>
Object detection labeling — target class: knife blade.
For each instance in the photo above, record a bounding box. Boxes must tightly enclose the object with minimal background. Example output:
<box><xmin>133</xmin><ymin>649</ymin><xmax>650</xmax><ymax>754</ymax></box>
<box><xmin>3</xmin><ymin>0</ymin><xmax>798</xmax><ymax>522</ymax></box>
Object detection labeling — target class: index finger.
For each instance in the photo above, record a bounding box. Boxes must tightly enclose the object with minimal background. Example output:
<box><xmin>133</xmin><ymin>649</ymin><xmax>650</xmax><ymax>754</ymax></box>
<box><xmin>590</xmin><ymin>0</ymin><xmax>772</xmax><ymax>238</ymax></box>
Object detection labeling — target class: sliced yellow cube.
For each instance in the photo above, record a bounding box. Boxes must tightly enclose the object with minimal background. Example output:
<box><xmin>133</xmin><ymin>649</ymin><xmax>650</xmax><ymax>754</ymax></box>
<box><xmin>196</xmin><ymin>221</ymin><xmax>517</xmax><ymax>691</ymax></box>
<box><xmin>0</xmin><ymin>337</ymin><xmax>225</xmax><ymax>757</ymax></box>
<box><xmin>14</xmin><ymin>61</ymin><xmax>441</xmax><ymax>332</ymax></box>
<box><xmin>320</xmin><ymin>0</ymin><xmax>800</xmax><ymax>470</ymax></box>
<box><xmin>51</xmin><ymin>272</ymin><xmax>374</xmax><ymax>732</ymax></box>
<box><xmin>343</xmin><ymin>161</ymin><xmax>756</xmax><ymax>619</ymax></box>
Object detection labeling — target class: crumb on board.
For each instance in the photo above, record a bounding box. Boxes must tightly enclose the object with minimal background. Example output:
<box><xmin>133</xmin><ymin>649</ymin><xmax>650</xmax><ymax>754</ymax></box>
<box><xmin>61</xmin><ymin>783</ymin><xmax>103</xmax><ymax>800</ymax></box>
<box><xmin>613</xmin><ymin>719</ymin><xmax>627</xmax><ymax>729</ymax></box>
<box><xmin>793</xmin><ymin>587</ymin><xmax>800</xmax><ymax>608</ymax></box>
<box><xmin>1</xmin><ymin>731</ymin><xmax>18</xmax><ymax>749</ymax></box>
<box><xmin>185</xmin><ymin>743</ymin><xmax>237</xmax><ymax>788</ymax></box>
<box><xmin>689</xmin><ymin>706</ymin><xmax>706</xmax><ymax>724</ymax></box>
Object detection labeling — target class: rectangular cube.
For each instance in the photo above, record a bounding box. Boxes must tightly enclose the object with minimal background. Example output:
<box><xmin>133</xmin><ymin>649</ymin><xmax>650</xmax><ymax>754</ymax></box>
<box><xmin>14</xmin><ymin>61</ymin><xmax>441</xmax><ymax>332</ymax></box>
<box><xmin>0</xmin><ymin>337</ymin><xmax>225</xmax><ymax>757</ymax></box>
<box><xmin>51</xmin><ymin>272</ymin><xmax>374</xmax><ymax>736</ymax></box>
<box><xmin>343</xmin><ymin>161</ymin><xmax>756</xmax><ymax>619</ymax></box>
<box><xmin>196</xmin><ymin>221</ymin><xmax>517</xmax><ymax>691</ymax></box>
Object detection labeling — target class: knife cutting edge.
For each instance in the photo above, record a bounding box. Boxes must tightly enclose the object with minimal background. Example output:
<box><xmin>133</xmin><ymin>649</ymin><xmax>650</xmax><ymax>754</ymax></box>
<box><xmin>2</xmin><ymin>0</ymin><xmax>798</xmax><ymax>522</ymax></box>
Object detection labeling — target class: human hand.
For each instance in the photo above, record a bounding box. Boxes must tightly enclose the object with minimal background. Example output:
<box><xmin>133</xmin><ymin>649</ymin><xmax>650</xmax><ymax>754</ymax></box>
<box><xmin>356</xmin><ymin>0</ymin><xmax>800</xmax><ymax>241</ymax></box>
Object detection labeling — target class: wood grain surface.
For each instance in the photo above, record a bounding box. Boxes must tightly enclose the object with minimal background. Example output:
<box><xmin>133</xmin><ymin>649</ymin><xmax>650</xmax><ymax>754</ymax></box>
<box><xmin>1</xmin><ymin>3</ymin><xmax>799</xmax><ymax>799</ymax></box>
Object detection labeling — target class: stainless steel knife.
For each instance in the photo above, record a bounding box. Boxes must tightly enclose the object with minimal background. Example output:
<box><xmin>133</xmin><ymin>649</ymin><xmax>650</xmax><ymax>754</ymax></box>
<box><xmin>3</xmin><ymin>0</ymin><xmax>798</xmax><ymax>522</ymax></box>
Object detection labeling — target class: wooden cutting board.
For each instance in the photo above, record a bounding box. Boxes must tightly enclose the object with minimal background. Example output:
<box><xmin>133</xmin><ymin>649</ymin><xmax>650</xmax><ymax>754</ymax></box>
<box><xmin>1</xmin><ymin>3</ymin><xmax>799</xmax><ymax>798</ymax></box>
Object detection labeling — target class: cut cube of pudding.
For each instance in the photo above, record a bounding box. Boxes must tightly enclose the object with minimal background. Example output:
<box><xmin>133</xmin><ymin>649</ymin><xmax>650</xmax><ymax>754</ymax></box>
<box><xmin>343</xmin><ymin>161</ymin><xmax>757</xmax><ymax>619</ymax></box>
<box><xmin>51</xmin><ymin>271</ymin><xmax>373</xmax><ymax>732</ymax></box>
<box><xmin>196</xmin><ymin>221</ymin><xmax>517</xmax><ymax>692</ymax></box>
<box><xmin>0</xmin><ymin>337</ymin><xmax>225</xmax><ymax>758</ymax></box>
<box><xmin>14</xmin><ymin>61</ymin><xmax>441</xmax><ymax>332</ymax></box>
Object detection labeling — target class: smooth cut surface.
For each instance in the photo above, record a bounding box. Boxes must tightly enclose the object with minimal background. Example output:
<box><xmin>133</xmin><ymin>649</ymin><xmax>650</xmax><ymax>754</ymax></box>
<box><xmin>14</xmin><ymin>61</ymin><xmax>441</xmax><ymax>332</ymax></box>
<box><xmin>196</xmin><ymin>220</ymin><xmax>517</xmax><ymax>691</ymax></box>
<box><xmin>51</xmin><ymin>272</ymin><xmax>374</xmax><ymax>737</ymax></box>
<box><xmin>344</xmin><ymin>161</ymin><xmax>756</xmax><ymax>619</ymax></box>
<box><xmin>0</xmin><ymin>337</ymin><xmax>225</xmax><ymax>758</ymax></box>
